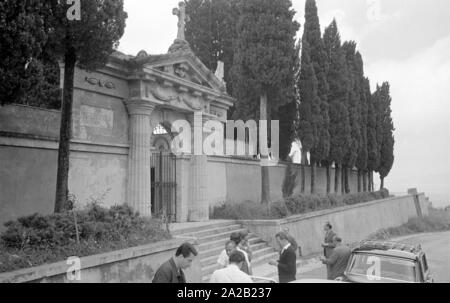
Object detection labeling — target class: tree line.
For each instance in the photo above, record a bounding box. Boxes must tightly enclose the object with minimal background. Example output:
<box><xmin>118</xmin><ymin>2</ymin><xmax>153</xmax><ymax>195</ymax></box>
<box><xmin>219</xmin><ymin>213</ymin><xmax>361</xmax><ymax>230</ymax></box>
<box><xmin>184</xmin><ymin>0</ymin><xmax>395</xmax><ymax>198</ymax></box>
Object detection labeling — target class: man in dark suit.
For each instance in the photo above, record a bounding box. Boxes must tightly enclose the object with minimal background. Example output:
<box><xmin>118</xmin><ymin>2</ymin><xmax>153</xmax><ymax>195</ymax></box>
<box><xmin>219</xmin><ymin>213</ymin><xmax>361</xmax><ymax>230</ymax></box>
<box><xmin>152</xmin><ymin>242</ymin><xmax>198</xmax><ymax>283</ymax></box>
<box><xmin>269</xmin><ymin>231</ymin><xmax>297</xmax><ymax>283</ymax></box>
<box><xmin>322</xmin><ymin>222</ymin><xmax>337</xmax><ymax>279</ymax></box>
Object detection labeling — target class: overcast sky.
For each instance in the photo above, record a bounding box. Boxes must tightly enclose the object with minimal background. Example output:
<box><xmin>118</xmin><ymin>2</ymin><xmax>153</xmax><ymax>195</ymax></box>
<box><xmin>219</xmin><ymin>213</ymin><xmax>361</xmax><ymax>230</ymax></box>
<box><xmin>118</xmin><ymin>0</ymin><xmax>450</xmax><ymax>207</ymax></box>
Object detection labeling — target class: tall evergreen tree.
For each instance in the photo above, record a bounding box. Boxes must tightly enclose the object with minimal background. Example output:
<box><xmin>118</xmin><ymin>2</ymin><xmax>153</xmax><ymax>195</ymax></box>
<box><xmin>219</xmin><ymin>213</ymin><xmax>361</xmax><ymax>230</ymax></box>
<box><xmin>231</xmin><ymin>0</ymin><xmax>299</xmax><ymax>203</ymax></box>
<box><xmin>342</xmin><ymin>41</ymin><xmax>362</xmax><ymax>194</ymax></box>
<box><xmin>362</xmin><ymin>77</ymin><xmax>372</xmax><ymax>191</ymax></box>
<box><xmin>367</xmin><ymin>85</ymin><xmax>380</xmax><ymax>192</ymax></box>
<box><xmin>376</xmin><ymin>82</ymin><xmax>395</xmax><ymax>189</ymax></box>
<box><xmin>185</xmin><ymin>0</ymin><xmax>237</xmax><ymax>96</ymax></box>
<box><xmin>355</xmin><ymin>52</ymin><xmax>368</xmax><ymax>192</ymax></box>
<box><xmin>302</xmin><ymin>0</ymin><xmax>330</xmax><ymax>194</ymax></box>
<box><xmin>0</xmin><ymin>1</ymin><xmax>57</xmax><ymax>106</ymax></box>
<box><xmin>323</xmin><ymin>19</ymin><xmax>351</xmax><ymax>194</ymax></box>
<box><xmin>186</xmin><ymin>0</ymin><xmax>297</xmax><ymax>159</ymax></box>
<box><xmin>297</xmin><ymin>41</ymin><xmax>320</xmax><ymax>193</ymax></box>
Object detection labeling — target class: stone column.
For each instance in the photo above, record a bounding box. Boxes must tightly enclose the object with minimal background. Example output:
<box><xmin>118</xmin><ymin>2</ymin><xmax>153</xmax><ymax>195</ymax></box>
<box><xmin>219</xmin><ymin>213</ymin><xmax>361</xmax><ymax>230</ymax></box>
<box><xmin>188</xmin><ymin>112</ymin><xmax>209</xmax><ymax>222</ymax></box>
<box><xmin>125</xmin><ymin>100</ymin><xmax>155</xmax><ymax>217</ymax></box>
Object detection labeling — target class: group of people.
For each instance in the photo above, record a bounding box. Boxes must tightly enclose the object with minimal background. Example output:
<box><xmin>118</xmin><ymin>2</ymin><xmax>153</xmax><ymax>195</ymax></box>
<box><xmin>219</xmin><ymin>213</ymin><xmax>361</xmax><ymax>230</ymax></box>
<box><xmin>211</xmin><ymin>230</ymin><xmax>298</xmax><ymax>283</ymax></box>
<box><xmin>152</xmin><ymin>223</ymin><xmax>351</xmax><ymax>283</ymax></box>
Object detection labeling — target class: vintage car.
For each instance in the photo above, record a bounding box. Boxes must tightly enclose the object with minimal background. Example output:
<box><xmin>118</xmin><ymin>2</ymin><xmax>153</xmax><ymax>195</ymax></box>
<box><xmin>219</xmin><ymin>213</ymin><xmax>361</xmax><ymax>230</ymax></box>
<box><xmin>336</xmin><ymin>240</ymin><xmax>433</xmax><ymax>283</ymax></box>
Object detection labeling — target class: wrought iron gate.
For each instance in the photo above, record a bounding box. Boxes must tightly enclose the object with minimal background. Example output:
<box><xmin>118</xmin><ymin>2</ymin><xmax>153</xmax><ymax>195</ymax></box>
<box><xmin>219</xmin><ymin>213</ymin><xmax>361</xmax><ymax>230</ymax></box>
<box><xmin>151</xmin><ymin>151</ymin><xmax>177</xmax><ymax>222</ymax></box>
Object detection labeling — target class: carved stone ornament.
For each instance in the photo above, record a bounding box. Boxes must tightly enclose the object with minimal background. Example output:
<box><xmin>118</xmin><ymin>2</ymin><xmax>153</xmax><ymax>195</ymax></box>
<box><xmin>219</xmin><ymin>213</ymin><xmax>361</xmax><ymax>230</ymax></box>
<box><xmin>168</xmin><ymin>39</ymin><xmax>193</xmax><ymax>54</ymax></box>
<box><xmin>181</xmin><ymin>95</ymin><xmax>202</xmax><ymax>110</ymax></box>
<box><xmin>149</xmin><ymin>86</ymin><xmax>179</xmax><ymax>103</ymax></box>
<box><xmin>148</xmin><ymin>84</ymin><xmax>203</xmax><ymax>111</ymax></box>
<box><xmin>85</xmin><ymin>77</ymin><xmax>116</xmax><ymax>90</ymax></box>
<box><xmin>174</xmin><ymin>63</ymin><xmax>189</xmax><ymax>79</ymax></box>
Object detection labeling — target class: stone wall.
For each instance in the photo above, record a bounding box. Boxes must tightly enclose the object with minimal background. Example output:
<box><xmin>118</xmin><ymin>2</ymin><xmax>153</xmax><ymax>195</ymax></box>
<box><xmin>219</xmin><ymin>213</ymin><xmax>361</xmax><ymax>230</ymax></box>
<box><xmin>207</xmin><ymin>156</ymin><xmax>359</xmax><ymax>208</ymax></box>
<box><xmin>0</xmin><ymin>238</ymin><xmax>201</xmax><ymax>283</ymax></box>
<box><xmin>0</xmin><ymin>104</ymin><xmax>129</xmax><ymax>229</ymax></box>
<box><xmin>0</xmin><ymin>103</ymin><xmax>362</xmax><ymax>227</ymax></box>
<box><xmin>241</xmin><ymin>193</ymin><xmax>430</xmax><ymax>256</ymax></box>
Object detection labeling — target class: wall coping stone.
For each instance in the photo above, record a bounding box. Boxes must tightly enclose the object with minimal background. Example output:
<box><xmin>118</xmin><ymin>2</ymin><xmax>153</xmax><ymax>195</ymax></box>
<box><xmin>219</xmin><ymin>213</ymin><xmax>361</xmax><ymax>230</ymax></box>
<box><xmin>0</xmin><ymin>103</ymin><xmax>61</xmax><ymax>114</ymax></box>
<box><xmin>238</xmin><ymin>194</ymin><xmax>425</xmax><ymax>226</ymax></box>
<box><xmin>0</xmin><ymin>237</ymin><xmax>196</xmax><ymax>283</ymax></box>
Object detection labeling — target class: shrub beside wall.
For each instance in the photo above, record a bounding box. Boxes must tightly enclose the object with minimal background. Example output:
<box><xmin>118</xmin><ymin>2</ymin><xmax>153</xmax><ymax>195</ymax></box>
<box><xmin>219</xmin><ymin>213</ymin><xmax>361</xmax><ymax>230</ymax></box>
<box><xmin>368</xmin><ymin>208</ymin><xmax>450</xmax><ymax>240</ymax></box>
<box><xmin>211</xmin><ymin>189</ymin><xmax>390</xmax><ymax>220</ymax></box>
<box><xmin>0</xmin><ymin>204</ymin><xmax>171</xmax><ymax>273</ymax></box>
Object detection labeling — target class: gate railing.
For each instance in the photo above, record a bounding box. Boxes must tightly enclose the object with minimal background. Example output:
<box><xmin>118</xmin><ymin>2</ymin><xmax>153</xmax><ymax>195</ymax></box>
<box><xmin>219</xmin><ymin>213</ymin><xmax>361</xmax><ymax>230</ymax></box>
<box><xmin>151</xmin><ymin>151</ymin><xmax>177</xmax><ymax>223</ymax></box>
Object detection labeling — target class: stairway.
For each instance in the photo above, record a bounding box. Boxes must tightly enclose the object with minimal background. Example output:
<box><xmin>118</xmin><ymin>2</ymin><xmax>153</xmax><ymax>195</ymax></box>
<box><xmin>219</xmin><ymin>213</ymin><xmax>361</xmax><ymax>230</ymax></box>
<box><xmin>171</xmin><ymin>221</ymin><xmax>280</xmax><ymax>283</ymax></box>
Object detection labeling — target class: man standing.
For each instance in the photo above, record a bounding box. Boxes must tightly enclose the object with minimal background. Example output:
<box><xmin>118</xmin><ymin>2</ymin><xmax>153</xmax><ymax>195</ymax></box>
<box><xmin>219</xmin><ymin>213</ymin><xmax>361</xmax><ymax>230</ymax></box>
<box><xmin>153</xmin><ymin>242</ymin><xmax>198</xmax><ymax>283</ymax></box>
<box><xmin>320</xmin><ymin>237</ymin><xmax>351</xmax><ymax>280</ymax></box>
<box><xmin>217</xmin><ymin>240</ymin><xmax>237</xmax><ymax>268</ymax></box>
<box><xmin>269</xmin><ymin>231</ymin><xmax>297</xmax><ymax>283</ymax></box>
<box><xmin>322</xmin><ymin>222</ymin><xmax>337</xmax><ymax>279</ymax></box>
<box><xmin>210</xmin><ymin>251</ymin><xmax>253</xmax><ymax>283</ymax></box>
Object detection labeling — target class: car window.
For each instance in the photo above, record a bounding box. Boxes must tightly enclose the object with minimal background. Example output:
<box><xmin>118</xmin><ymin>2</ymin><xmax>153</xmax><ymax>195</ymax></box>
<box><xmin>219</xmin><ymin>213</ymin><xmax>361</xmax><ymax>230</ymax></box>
<box><xmin>348</xmin><ymin>253</ymin><xmax>417</xmax><ymax>282</ymax></box>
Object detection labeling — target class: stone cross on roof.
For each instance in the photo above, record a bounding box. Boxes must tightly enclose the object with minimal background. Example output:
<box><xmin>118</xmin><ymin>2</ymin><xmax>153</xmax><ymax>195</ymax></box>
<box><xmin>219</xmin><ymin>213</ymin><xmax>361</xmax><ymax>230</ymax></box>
<box><xmin>173</xmin><ymin>2</ymin><xmax>190</xmax><ymax>41</ymax></box>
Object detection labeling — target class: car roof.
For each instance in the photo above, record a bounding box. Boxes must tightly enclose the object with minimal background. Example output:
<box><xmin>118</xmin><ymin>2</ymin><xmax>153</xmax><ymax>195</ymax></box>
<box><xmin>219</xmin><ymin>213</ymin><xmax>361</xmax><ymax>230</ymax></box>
<box><xmin>351</xmin><ymin>240</ymin><xmax>423</xmax><ymax>259</ymax></box>
<box><xmin>353</xmin><ymin>249</ymin><xmax>418</xmax><ymax>260</ymax></box>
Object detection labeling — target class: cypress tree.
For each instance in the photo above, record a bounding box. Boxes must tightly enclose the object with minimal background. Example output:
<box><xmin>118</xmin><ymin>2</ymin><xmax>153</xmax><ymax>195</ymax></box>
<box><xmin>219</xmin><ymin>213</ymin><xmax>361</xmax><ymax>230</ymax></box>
<box><xmin>362</xmin><ymin>77</ymin><xmax>372</xmax><ymax>191</ymax></box>
<box><xmin>376</xmin><ymin>82</ymin><xmax>395</xmax><ymax>189</ymax></box>
<box><xmin>231</xmin><ymin>0</ymin><xmax>299</xmax><ymax>203</ymax></box>
<box><xmin>367</xmin><ymin>86</ymin><xmax>380</xmax><ymax>192</ymax></box>
<box><xmin>372</xmin><ymin>84</ymin><xmax>385</xmax><ymax>190</ymax></box>
<box><xmin>185</xmin><ymin>0</ymin><xmax>238</xmax><ymax>96</ymax></box>
<box><xmin>342</xmin><ymin>41</ymin><xmax>362</xmax><ymax>194</ymax></box>
<box><xmin>297</xmin><ymin>41</ymin><xmax>320</xmax><ymax>193</ymax></box>
<box><xmin>277</xmin><ymin>41</ymin><xmax>301</xmax><ymax>161</ymax></box>
<box><xmin>323</xmin><ymin>19</ymin><xmax>351</xmax><ymax>194</ymax></box>
<box><xmin>301</xmin><ymin>0</ymin><xmax>330</xmax><ymax>194</ymax></box>
<box><xmin>355</xmin><ymin>52</ymin><xmax>369</xmax><ymax>192</ymax></box>
<box><xmin>186</xmin><ymin>0</ymin><xmax>297</xmax><ymax>159</ymax></box>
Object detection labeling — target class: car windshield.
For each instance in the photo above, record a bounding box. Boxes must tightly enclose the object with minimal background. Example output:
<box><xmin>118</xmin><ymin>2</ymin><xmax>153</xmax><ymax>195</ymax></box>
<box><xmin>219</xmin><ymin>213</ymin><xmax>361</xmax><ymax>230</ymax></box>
<box><xmin>347</xmin><ymin>253</ymin><xmax>417</xmax><ymax>282</ymax></box>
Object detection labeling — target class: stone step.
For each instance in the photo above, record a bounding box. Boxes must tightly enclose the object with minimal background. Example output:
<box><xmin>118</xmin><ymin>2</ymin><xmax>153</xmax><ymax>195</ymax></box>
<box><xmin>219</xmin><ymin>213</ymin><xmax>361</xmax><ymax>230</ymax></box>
<box><xmin>198</xmin><ymin>234</ymin><xmax>262</xmax><ymax>252</ymax></box>
<box><xmin>180</xmin><ymin>224</ymin><xmax>245</xmax><ymax>238</ymax></box>
<box><xmin>200</xmin><ymin>246</ymin><xmax>276</xmax><ymax>267</ymax></box>
<box><xmin>170</xmin><ymin>221</ymin><xmax>237</xmax><ymax>236</ymax></box>
<box><xmin>196</xmin><ymin>228</ymin><xmax>249</xmax><ymax>244</ymax></box>
<box><xmin>199</xmin><ymin>242</ymin><xmax>268</xmax><ymax>260</ymax></box>
<box><xmin>202</xmin><ymin>251</ymin><xmax>279</xmax><ymax>281</ymax></box>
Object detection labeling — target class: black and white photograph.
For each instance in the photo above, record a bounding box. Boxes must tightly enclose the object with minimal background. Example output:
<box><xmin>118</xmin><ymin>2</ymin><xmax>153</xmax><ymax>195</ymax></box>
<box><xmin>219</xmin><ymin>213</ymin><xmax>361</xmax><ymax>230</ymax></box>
<box><xmin>0</xmin><ymin>0</ymin><xmax>449</xmax><ymax>288</ymax></box>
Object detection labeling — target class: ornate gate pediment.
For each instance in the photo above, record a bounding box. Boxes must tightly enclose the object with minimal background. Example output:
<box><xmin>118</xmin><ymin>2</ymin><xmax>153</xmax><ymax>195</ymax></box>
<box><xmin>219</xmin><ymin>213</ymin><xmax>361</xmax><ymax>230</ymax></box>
<box><xmin>125</xmin><ymin>50</ymin><xmax>234</xmax><ymax>121</ymax></box>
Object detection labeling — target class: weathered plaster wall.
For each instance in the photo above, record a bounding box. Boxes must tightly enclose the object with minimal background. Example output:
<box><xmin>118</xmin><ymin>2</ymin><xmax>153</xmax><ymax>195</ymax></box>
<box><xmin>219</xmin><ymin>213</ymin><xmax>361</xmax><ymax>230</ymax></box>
<box><xmin>72</xmin><ymin>90</ymin><xmax>129</xmax><ymax>145</ymax></box>
<box><xmin>69</xmin><ymin>151</ymin><xmax>128</xmax><ymax>209</ymax></box>
<box><xmin>224</xmin><ymin>157</ymin><xmax>262</xmax><ymax>204</ymax></box>
<box><xmin>0</xmin><ymin>239</ymin><xmax>201</xmax><ymax>283</ymax></box>
<box><xmin>0</xmin><ymin>145</ymin><xmax>58</xmax><ymax>227</ymax></box>
<box><xmin>0</xmin><ymin>104</ymin><xmax>129</xmax><ymax>228</ymax></box>
<box><xmin>0</xmin><ymin>104</ymin><xmax>60</xmax><ymax>138</ymax></box>
<box><xmin>242</xmin><ymin>194</ymin><xmax>430</xmax><ymax>256</ymax></box>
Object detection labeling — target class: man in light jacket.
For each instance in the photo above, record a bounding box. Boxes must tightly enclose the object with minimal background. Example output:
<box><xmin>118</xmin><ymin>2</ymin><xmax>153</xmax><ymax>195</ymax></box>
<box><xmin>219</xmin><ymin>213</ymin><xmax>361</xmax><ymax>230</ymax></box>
<box><xmin>210</xmin><ymin>251</ymin><xmax>253</xmax><ymax>283</ymax></box>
